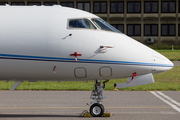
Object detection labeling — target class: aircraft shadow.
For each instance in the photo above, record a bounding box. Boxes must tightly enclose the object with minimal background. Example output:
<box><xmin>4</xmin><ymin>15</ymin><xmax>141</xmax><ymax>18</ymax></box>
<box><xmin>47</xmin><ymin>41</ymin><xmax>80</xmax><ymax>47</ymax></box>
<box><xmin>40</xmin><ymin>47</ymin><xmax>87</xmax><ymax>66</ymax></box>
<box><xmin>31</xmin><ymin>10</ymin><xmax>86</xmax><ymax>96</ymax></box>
<box><xmin>0</xmin><ymin>114</ymin><xmax>82</xmax><ymax>118</ymax></box>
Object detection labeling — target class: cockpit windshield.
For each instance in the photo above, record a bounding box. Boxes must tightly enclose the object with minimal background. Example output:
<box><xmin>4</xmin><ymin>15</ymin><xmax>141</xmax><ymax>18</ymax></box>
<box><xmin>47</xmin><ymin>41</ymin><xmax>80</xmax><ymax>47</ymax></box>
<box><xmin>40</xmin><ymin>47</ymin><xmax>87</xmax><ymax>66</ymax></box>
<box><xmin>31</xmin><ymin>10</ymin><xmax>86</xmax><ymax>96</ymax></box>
<box><xmin>91</xmin><ymin>18</ymin><xmax>121</xmax><ymax>33</ymax></box>
<box><xmin>69</xmin><ymin>19</ymin><xmax>96</xmax><ymax>29</ymax></box>
<box><xmin>68</xmin><ymin>18</ymin><xmax>121</xmax><ymax>33</ymax></box>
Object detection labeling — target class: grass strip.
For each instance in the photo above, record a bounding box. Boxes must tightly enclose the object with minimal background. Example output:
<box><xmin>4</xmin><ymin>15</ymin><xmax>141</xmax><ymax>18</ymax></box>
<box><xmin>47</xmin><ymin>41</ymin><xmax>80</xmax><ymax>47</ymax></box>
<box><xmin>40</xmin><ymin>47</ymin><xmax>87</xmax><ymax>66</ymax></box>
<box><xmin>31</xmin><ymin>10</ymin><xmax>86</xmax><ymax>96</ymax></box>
<box><xmin>157</xmin><ymin>50</ymin><xmax>180</xmax><ymax>61</ymax></box>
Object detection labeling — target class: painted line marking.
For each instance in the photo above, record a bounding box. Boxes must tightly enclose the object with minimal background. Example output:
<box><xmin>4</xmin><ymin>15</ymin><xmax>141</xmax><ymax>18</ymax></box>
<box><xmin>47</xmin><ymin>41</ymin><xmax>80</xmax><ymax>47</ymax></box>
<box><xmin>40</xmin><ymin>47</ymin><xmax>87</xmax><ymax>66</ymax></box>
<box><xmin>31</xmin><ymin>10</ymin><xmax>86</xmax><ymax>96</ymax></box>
<box><xmin>105</xmin><ymin>107</ymin><xmax>171</xmax><ymax>108</ymax></box>
<box><xmin>112</xmin><ymin>111</ymin><xmax>176</xmax><ymax>114</ymax></box>
<box><xmin>0</xmin><ymin>107</ymin><xmax>88</xmax><ymax>109</ymax></box>
<box><xmin>150</xmin><ymin>91</ymin><xmax>180</xmax><ymax>112</ymax></box>
<box><xmin>156</xmin><ymin>91</ymin><xmax>180</xmax><ymax>107</ymax></box>
<box><xmin>0</xmin><ymin>106</ymin><xmax>171</xmax><ymax>109</ymax></box>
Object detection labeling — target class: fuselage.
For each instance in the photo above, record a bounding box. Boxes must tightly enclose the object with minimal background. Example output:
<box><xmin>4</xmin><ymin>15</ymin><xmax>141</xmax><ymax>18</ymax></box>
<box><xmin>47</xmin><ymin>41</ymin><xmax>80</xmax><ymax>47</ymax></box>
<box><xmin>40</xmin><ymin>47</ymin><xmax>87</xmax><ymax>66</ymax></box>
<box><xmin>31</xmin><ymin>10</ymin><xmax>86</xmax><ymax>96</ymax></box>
<box><xmin>0</xmin><ymin>5</ymin><xmax>173</xmax><ymax>81</ymax></box>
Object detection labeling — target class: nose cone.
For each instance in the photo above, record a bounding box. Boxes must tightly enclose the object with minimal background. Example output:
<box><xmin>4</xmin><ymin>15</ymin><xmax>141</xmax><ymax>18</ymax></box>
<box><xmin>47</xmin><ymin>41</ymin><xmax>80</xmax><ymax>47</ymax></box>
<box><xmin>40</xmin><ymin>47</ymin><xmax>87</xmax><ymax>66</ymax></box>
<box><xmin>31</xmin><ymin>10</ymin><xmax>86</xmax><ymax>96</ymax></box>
<box><xmin>152</xmin><ymin>50</ymin><xmax>174</xmax><ymax>74</ymax></box>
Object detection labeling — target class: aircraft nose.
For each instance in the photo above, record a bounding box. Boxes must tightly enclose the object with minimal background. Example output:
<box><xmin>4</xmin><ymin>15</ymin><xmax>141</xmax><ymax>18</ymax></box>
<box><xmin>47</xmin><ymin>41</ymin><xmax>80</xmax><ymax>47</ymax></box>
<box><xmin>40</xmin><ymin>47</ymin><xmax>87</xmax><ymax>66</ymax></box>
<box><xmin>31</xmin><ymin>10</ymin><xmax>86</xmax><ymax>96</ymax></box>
<box><xmin>152</xmin><ymin>50</ymin><xmax>174</xmax><ymax>74</ymax></box>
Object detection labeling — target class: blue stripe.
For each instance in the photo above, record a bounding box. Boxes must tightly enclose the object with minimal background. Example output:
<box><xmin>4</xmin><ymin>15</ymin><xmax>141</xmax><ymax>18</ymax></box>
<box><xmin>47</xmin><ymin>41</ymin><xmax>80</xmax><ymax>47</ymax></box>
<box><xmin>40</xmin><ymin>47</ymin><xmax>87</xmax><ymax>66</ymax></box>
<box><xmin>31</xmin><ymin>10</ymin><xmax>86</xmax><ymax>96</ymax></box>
<box><xmin>0</xmin><ymin>54</ymin><xmax>173</xmax><ymax>67</ymax></box>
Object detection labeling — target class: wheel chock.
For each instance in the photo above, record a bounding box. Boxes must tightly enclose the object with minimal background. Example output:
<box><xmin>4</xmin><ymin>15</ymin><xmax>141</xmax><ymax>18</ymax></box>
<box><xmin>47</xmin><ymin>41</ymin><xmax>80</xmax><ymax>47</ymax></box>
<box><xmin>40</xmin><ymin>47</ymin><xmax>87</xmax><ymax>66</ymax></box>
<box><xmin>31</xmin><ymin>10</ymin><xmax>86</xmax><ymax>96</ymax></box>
<box><xmin>103</xmin><ymin>112</ymin><xmax>112</xmax><ymax>117</ymax></box>
<box><xmin>83</xmin><ymin>113</ymin><xmax>91</xmax><ymax>117</ymax></box>
<box><xmin>83</xmin><ymin>112</ymin><xmax>112</xmax><ymax>117</ymax></box>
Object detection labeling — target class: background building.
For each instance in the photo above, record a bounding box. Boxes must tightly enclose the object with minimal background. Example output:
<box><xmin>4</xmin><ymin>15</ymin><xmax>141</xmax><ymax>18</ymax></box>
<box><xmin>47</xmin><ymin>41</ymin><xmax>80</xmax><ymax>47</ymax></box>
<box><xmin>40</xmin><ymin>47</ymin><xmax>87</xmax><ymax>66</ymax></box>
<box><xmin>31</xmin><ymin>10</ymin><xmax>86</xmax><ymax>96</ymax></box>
<box><xmin>0</xmin><ymin>0</ymin><xmax>180</xmax><ymax>45</ymax></box>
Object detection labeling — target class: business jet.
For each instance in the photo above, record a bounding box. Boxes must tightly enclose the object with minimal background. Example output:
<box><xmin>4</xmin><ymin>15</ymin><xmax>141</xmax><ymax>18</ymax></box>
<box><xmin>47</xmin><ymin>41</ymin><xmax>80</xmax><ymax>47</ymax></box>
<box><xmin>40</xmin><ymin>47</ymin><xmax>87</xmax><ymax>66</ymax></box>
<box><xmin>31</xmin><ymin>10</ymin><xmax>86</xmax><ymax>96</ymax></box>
<box><xmin>0</xmin><ymin>5</ymin><xmax>173</xmax><ymax>117</ymax></box>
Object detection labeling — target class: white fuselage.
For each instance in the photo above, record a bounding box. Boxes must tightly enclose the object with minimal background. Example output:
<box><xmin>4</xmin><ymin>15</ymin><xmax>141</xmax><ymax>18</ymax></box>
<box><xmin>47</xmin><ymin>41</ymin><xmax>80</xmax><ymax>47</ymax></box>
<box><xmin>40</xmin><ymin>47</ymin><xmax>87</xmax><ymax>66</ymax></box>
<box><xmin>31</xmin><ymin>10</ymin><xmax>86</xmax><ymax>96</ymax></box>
<box><xmin>0</xmin><ymin>6</ymin><xmax>173</xmax><ymax>82</ymax></box>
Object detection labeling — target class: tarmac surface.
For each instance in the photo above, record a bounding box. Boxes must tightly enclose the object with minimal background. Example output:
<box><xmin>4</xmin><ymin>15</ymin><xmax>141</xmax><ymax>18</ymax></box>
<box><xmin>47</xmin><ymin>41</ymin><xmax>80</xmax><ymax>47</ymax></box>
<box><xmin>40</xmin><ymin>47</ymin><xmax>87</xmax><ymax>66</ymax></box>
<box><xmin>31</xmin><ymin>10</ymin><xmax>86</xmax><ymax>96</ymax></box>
<box><xmin>0</xmin><ymin>91</ymin><xmax>180</xmax><ymax>120</ymax></box>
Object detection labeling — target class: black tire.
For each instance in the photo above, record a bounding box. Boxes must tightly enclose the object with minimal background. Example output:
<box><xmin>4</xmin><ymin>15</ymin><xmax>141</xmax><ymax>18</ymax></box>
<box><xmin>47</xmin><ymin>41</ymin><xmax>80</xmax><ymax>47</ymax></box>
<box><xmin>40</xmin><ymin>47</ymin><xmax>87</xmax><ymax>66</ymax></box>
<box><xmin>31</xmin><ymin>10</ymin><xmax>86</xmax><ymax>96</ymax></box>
<box><xmin>90</xmin><ymin>103</ymin><xmax>104</xmax><ymax>117</ymax></box>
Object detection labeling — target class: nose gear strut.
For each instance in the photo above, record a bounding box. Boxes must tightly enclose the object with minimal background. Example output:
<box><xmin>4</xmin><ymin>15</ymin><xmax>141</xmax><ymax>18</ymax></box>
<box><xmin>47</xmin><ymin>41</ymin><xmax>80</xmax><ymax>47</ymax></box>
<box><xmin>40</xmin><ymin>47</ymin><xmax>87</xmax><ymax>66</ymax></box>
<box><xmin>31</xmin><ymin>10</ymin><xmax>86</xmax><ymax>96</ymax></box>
<box><xmin>87</xmin><ymin>80</ymin><xmax>109</xmax><ymax>117</ymax></box>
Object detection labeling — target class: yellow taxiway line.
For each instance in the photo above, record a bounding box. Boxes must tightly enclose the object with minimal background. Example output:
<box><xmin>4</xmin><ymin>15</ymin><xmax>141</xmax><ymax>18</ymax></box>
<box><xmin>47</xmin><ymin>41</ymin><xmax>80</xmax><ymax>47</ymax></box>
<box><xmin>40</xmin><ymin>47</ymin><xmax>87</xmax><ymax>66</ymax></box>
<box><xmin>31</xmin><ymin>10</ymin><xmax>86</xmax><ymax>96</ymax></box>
<box><xmin>0</xmin><ymin>106</ymin><xmax>171</xmax><ymax>109</ymax></box>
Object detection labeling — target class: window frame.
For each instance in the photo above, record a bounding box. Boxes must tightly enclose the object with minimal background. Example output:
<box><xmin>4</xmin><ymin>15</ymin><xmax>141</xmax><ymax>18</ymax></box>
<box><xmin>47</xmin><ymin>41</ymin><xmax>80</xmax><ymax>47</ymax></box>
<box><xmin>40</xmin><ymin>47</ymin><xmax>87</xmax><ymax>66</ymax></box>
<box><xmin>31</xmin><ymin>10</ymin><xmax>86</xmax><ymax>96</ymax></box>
<box><xmin>127</xmin><ymin>1</ymin><xmax>141</xmax><ymax>13</ymax></box>
<box><xmin>93</xmin><ymin>2</ymin><xmax>107</xmax><ymax>14</ymax></box>
<box><xmin>77</xmin><ymin>2</ymin><xmax>91</xmax><ymax>12</ymax></box>
<box><xmin>179</xmin><ymin>1</ymin><xmax>180</xmax><ymax>13</ymax></box>
<box><xmin>161</xmin><ymin>24</ymin><xmax>176</xmax><ymax>36</ymax></box>
<box><xmin>11</xmin><ymin>2</ymin><xmax>25</xmax><ymax>6</ymax></box>
<box><xmin>144</xmin><ymin>1</ymin><xmax>158</xmax><ymax>13</ymax></box>
<box><xmin>27</xmin><ymin>2</ymin><xmax>41</xmax><ymax>6</ymax></box>
<box><xmin>179</xmin><ymin>24</ymin><xmax>180</xmax><ymax>36</ymax></box>
<box><xmin>0</xmin><ymin>2</ymin><xmax>8</xmax><ymax>5</ymax></box>
<box><xmin>110</xmin><ymin>1</ymin><xmax>124</xmax><ymax>13</ymax></box>
<box><xmin>60</xmin><ymin>2</ymin><xmax>74</xmax><ymax>8</ymax></box>
<box><xmin>44</xmin><ymin>2</ymin><xmax>57</xmax><ymax>6</ymax></box>
<box><xmin>91</xmin><ymin>18</ymin><xmax>121</xmax><ymax>33</ymax></box>
<box><xmin>161</xmin><ymin>1</ymin><xmax>176</xmax><ymax>13</ymax></box>
<box><xmin>111</xmin><ymin>24</ymin><xmax>124</xmax><ymax>33</ymax></box>
<box><xmin>67</xmin><ymin>18</ymin><xmax>97</xmax><ymax>30</ymax></box>
<box><xmin>127</xmin><ymin>24</ymin><xmax>141</xmax><ymax>36</ymax></box>
<box><xmin>144</xmin><ymin>24</ymin><xmax>158</xmax><ymax>36</ymax></box>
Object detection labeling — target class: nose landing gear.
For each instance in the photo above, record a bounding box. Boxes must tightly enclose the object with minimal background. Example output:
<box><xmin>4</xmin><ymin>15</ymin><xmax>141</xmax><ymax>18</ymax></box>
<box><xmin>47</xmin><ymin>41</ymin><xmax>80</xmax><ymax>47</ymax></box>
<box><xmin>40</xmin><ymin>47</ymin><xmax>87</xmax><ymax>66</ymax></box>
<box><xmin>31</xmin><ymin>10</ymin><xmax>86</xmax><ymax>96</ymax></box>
<box><xmin>87</xmin><ymin>80</ymin><xmax>109</xmax><ymax>117</ymax></box>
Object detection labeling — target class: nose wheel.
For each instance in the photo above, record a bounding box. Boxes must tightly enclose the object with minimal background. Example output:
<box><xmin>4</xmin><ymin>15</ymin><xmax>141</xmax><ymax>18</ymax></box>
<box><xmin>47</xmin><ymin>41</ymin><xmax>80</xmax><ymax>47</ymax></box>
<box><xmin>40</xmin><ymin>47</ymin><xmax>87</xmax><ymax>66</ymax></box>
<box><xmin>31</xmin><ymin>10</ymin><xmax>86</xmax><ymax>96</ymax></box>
<box><xmin>87</xmin><ymin>80</ymin><xmax>109</xmax><ymax>117</ymax></box>
<box><xmin>90</xmin><ymin>103</ymin><xmax>104</xmax><ymax>117</ymax></box>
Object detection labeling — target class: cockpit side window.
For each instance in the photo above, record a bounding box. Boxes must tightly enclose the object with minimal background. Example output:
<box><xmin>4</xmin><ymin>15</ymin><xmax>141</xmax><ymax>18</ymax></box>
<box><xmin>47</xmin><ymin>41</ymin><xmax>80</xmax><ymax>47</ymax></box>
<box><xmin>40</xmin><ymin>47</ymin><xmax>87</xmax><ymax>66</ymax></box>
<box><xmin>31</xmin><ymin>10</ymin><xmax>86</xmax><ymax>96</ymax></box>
<box><xmin>69</xmin><ymin>19</ymin><xmax>96</xmax><ymax>29</ymax></box>
<box><xmin>91</xmin><ymin>18</ymin><xmax>121</xmax><ymax>33</ymax></box>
